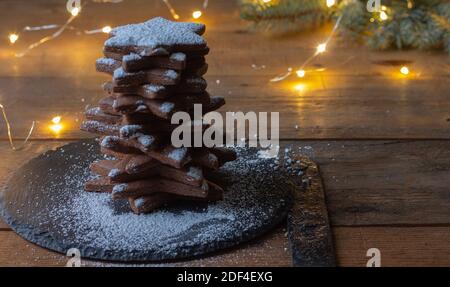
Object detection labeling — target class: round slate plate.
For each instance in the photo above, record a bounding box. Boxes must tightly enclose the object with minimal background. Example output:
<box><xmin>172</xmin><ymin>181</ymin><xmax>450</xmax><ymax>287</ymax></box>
<box><xmin>0</xmin><ymin>140</ymin><xmax>294</xmax><ymax>262</ymax></box>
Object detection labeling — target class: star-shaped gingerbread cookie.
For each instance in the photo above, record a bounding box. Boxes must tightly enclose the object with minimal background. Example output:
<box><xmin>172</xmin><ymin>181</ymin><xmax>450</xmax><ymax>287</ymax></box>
<box><xmin>105</xmin><ymin>17</ymin><xmax>208</xmax><ymax>57</ymax></box>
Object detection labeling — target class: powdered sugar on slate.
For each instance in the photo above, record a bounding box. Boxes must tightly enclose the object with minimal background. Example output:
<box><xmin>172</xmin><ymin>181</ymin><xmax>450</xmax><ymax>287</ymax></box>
<box><xmin>105</xmin><ymin>17</ymin><xmax>206</xmax><ymax>55</ymax></box>
<box><xmin>2</xmin><ymin>140</ymin><xmax>297</xmax><ymax>261</ymax></box>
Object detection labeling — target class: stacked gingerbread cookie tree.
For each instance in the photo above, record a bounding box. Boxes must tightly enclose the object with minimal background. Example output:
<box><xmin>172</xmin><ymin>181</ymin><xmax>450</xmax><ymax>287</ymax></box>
<box><xmin>81</xmin><ymin>17</ymin><xmax>236</xmax><ymax>214</ymax></box>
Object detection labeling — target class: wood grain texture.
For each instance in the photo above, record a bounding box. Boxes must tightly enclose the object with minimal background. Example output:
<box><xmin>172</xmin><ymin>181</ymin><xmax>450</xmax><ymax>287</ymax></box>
<box><xmin>334</xmin><ymin>227</ymin><xmax>450</xmax><ymax>267</ymax></box>
<box><xmin>288</xmin><ymin>156</ymin><xmax>335</xmax><ymax>267</ymax></box>
<box><xmin>287</xmin><ymin>140</ymin><xmax>450</xmax><ymax>226</ymax></box>
<box><xmin>1</xmin><ymin>140</ymin><xmax>449</xmax><ymax>228</ymax></box>
<box><xmin>0</xmin><ymin>0</ymin><xmax>448</xmax><ymax>139</ymax></box>
<box><xmin>0</xmin><ymin>227</ymin><xmax>291</xmax><ymax>267</ymax></box>
<box><xmin>1</xmin><ymin>0</ymin><xmax>449</xmax><ymax>267</ymax></box>
<box><xmin>1</xmin><ymin>226</ymin><xmax>450</xmax><ymax>267</ymax></box>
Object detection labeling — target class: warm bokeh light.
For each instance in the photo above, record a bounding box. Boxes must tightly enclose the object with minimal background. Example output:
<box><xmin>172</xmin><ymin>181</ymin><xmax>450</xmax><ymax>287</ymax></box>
<box><xmin>9</xmin><ymin>34</ymin><xmax>19</xmax><ymax>44</ymax></box>
<box><xmin>407</xmin><ymin>0</ymin><xmax>413</xmax><ymax>9</ymax></box>
<box><xmin>326</xmin><ymin>0</ymin><xmax>336</xmax><ymax>8</ymax></box>
<box><xmin>49</xmin><ymin>116</ymin><xmax>63</xmax><ymax>134</ymax></box>
<box><xmin>316</xmin><ymin>43</ymin><xmax>327</xmax><ymax>54</ymax></box>
<box><xmin>262</xmin><ymin>0</ymin><xmax>272</xmax><ymax>3</ymax></box>
<box><xmin>52</xmin><ymin>116</ymin><xmax>61</xmax><ymax>124</ymax></box>
<box><xmin>400</xmin><ymin>66</ymin><xmax>410</xmax><ymax>75</ymax></box>
<box><xmin>102</xmin><ymin>26</ymin><xmax>112</xmax><ymax>34</ymax></box>
<box><xmin>294</xmin><ymin>83</ymin><xmax>306</xmax><ymax>92</ymax></box>
<box><xmin>192</xmin><ymin>11</ymin><xmax>202</xmax><ymax>19</ymax></box>
<box><xmin>380</xmin><ymin>11</ymin><xmax>388</xmax><ymax>21</ymax></box>
<box><xmin>70</xmin><ymin>7</ymin><xmax>80</xmax><ymax>17</ymax></box>
<box><xmin>296</xmin><ymin>69</ymin><xmax>306</xmax><ymax>78</ymax></box>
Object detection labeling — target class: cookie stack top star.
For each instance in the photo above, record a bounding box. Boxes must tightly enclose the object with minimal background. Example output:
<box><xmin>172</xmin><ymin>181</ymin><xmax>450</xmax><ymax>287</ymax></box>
<box><xmin>81</xmin><ymin>17</ymin><xmax>236</xmax><ymax>214</ymax></box>
<box><xmin>105</xmin><ymin>17</ymin><xmax>208</xmax><ymax>56</ymax></box>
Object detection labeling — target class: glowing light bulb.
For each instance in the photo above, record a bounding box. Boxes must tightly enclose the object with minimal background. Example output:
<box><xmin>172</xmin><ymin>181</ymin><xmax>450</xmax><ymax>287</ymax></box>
<box><xmin>407</xmin><ymin>0</ymin><xmax>413</xmax><ymax>9</ymax></box>
<box><xmin>380</xmin><ymin>11</ymin><xmax>388</xmax><ymax>21</ymax></box>
<box><xmin>316</xmin><ymin>43</ymin><xmax>327</xmax><ymax>54</ymax></box>
<box><xmin>9</xmin><ymin>34</ymin><xmax>19</xmax><ymax>44</ymax></box>
<box><xmin>294</xmin><ymin>83</ymin><xmax>305</xmax><ymax>92</ymax></box>
<box><xmin>326</xmin><ymin>0</ymin><xmax>336</xmax><ymax>8</ymax></box>
<box><xmin>296</xmin><ymin>70</ymin><xmax>306</xmax><ymax>78</ymax></box>
<box><xmin>50</xmin><ymin>116</ymin><xmax>63</xmax><ymax>134</ymax></box>
<box><xmin>400</xmin><ymin>66</ymin><xmax>410</xmax><ymax>75</ymax></box>
<box><xmin>192</xmin><ymin>11</ymin><xmax>202</xmax><ymax>19</ymax></box>
<box><xmin>70</xmin><ymin>7</ymin><xmax>80</xmax><ymax>17</ymax></box>
<box><xmin>102</xmin><ymin>26</ymin><xmax>112</xmax><ymax>34</ymax></box>
<box><xmin>52</xmin><ymin>116</ymin><xmax>61</xmax><ymax>124</ymax></box>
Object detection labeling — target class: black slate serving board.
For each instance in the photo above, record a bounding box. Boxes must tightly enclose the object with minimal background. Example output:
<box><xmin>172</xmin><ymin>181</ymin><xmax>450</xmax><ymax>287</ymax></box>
<box><xmin>0</xmin><ymin>139</ymin><xmax>296</xmax><ymax>262</ymax></box>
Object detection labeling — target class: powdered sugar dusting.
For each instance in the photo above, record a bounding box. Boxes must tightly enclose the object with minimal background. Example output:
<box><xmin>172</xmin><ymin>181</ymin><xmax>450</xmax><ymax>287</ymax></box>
<box><xmin>168</xmin><ymin>147</ymin><xmax>188</xmax><ymax>161</ymax></box>
<box><xmin>113</xmin><ymin>67</ymin><xmax>127</xmax><ymax>78</ymax></box>
<box><xmin>164</xmin><ymin>70</ymin><xmax>178</xmax><ymax>80</ymax></box>
<box><xmin>170</xmin><ymin>52</ymin><xmax>186</xmax><ymax>62</ymax></box>
<box><xmin>97</xmin><ymin>57</ymin><xmax>118</xmax><ymax>66</ymax></box>
<box><xmin>1</xmin><ymin>141</ymin><xmax>299</xmax><ymax>261</ymax></box>
<box><xmin>123</xmin><ymin>53</ymin><xmax>142</xmax><ymax>62</ymax></box>
<box><xmin>160</xmin><ymin>102</ymin><xmax>175</xmax><ymax>113</ymax></box>
<box><xmin>108</xmin><ymin>169</ymin><xmax>121</xmax><ymax>178</ymax></box>
<box><xmin>143</xmin><ymin>84</ymin><xmax>165</xmax><ymax>93</ymax></box>
<box><xmin>105</xmin><ymin>17</ymin><xmax>206</xmax><ymax>54</ymax></box>
<box><xmin>120</xmin><ymin>125</ymin><xmax>143</xmax><ymax>138</ymax></box>
<box><xmin>137</xmin><ymin>135</ymin><xmax>155</xmax><ymax>148</ymax></box>
<box><xmin>187</xmin><ymin>167</ymin><xmax>203</xmax><ymax>181</ymax></box>
<box><xmin>101</xmin><ymin>136</ymin><xmax>119</xmax><ymax>148</ymax></box>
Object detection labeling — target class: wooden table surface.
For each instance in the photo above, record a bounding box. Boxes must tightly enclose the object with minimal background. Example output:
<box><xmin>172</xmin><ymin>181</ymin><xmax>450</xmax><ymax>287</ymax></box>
<box><xmin>0</xmin><ymin>0</ymin><xmax>449</xmax><ymax>267</ymax></box>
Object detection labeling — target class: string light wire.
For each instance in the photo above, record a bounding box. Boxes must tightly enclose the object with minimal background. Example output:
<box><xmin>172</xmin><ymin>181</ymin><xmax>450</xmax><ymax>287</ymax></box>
<box><xmin>0</xmin><ymin>103</ymin><xmax>35</xmax><ymax>151</ymax></box>
<box><xmin>270</xmin><ymin>15</ymin><xmax>343</xmax><ymax>82</ymax></box>
<box><xmin>15</xmin><ymin>6</ymin><xmax>83</xmax><ymax>58</ymax></box>
<box><xmin>162</xmin><ymin>0</ymin><xmax>180</xmax><ymax>20</ymax></box>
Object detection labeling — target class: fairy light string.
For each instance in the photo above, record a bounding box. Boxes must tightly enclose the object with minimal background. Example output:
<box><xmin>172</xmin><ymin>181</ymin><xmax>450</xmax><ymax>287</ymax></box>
<box><xmin>270</xmin><ymin>14</ymin><xmax>343</xmax><ymax>82</ymax></box>
<box><xmin>14</xmin><ymin>0</ymin><xmax>88</xmax><ymax>58</ymax></box>
<box><xmin>162</xmin><ymin>0</ymin><xmax>180</xmax><ymax>20</ymax></box>
<box><xmin>9</xmin><ymin>0</ymin><xmax>212</xmax><ymax>55</ymax></box>
<box><xmin>0</xmin><ymin>104</ymin><xmax>35</xmax><ymax>151</ymax></box>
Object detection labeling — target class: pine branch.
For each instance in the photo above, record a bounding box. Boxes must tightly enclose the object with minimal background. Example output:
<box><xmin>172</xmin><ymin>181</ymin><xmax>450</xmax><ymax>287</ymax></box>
<box><xmin>239</xmin><ymin>0</ymin><xmax>450</xmax><ymax>53</ymax></box>
<box><xmin>240</xmin><ymin>0</ymin><xmax>331</xmax><ymax>34</ymax></box>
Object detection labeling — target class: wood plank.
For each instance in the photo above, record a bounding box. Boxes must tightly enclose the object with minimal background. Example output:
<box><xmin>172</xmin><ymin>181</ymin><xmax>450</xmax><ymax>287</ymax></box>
<box><xmin>1</xmin><ymin>140</ymin><xmax>449</xmax><ymax>228</ymax></box>
<box><xmin>1</xmin><ymin>74</ymin><xmax>449</xmax><ymax>140</ymax></box>
<box><xmin>0</xmin><ymin>227</ymin><xmax>291</xmax><ymax>267</ymax></box>
<box><xmin>334</xmin><ymin>227</ymin><xmax>450</xmax><ymax>267</ymax></box>
<box><xmin>0</xmin><ymin>1</ymin><xmax>448</xmax><ymax>139</ymax></box>
<box><xmin>289</xmin><ymin>140</ymin><xmax>450</xmax><ymax>226</ymax></box>
<box><xmin>1</xmin><ymin>0</ymin><xmax>448</xmax><ymax>77</ymax></box>
<box><xmin>1</xmin><ymin>226</ymin><xmax>450</xmax><ymax>267</ymax></box>
<box><xmin>288</xmin><ymin>155</ymin><xmax>335</xmax><ymax>267</ymax></box>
